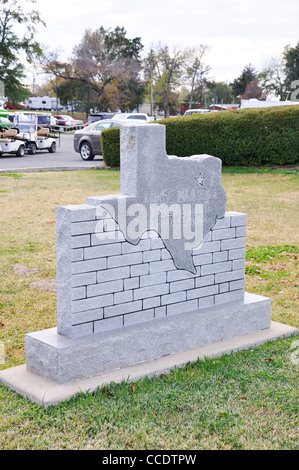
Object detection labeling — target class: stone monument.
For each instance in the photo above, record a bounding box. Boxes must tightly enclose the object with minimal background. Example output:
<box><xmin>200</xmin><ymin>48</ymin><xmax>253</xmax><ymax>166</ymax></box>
<box><xmin>1</xmin><ymin>123</ymin><xmax>295</xmax><ymax>406</ymax></box>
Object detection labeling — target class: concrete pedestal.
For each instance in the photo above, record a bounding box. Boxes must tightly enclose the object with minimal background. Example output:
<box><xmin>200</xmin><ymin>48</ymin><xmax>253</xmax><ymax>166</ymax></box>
<box><xmin>23</xmin><ymin>293</ymin><xmax>271</xmax><ymax>384</ymax></box>
<box><xmin>0</xmin><ymin>320</ymin><xmax>297</xmax><ymax>407</ymax></box>
<box><xmin>24</xmin><ymin>292</ymin><xmax>272</xmax><ymax>384</ymax></box>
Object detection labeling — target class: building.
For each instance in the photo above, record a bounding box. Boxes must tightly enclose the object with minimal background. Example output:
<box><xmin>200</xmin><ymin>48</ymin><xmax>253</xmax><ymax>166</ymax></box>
<box><xmin>240</xmin><ymin>99</ymin><xmax>299</xmax><ymax>109</ymax></box>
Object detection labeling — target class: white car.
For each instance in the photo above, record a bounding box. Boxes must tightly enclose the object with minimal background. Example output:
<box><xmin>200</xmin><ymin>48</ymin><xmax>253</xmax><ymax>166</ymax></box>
<box><xmin>112</xmin><ymin>113</ymin><xmax>152</xmax><ymax>122</ymax></box>
<box><xmin>183</xmin><ymin>109</ymin><xmax>210</xmax><ymax>116</ymax></box>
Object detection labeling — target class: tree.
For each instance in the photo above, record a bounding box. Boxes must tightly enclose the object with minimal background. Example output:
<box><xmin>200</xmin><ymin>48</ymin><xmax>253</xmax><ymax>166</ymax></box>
<box><xmin>55</xmin><ymin>78</ymin><xmax>92</xmax><ymax>114</ymax></box>
<box><xmin>205</xmin><ymin>81</ymin><xmax>234</xmax><ymax>107</ymax></box>
<box><xmin>143</xmin><ymin>44</ymin><xmax>211</xmax><ymax>116</ymax></box>
<box><xmin>42</xmin><ymin>26</ymin><xmax>144</xmax><ymax>112</ymax></box>
<box><xmin>143</xmin><ymin>46</ymin><xmax>158</xmax><ymax>115</ymax></box>
<box><xmin>145</xmin><ymin>44</ymin><xmax>186</xmax><ymax>118</ymax></box>
<box><xmin>184</xmin><ymin>45</ymin><xmax>210</xmax><ymax>109</ymax></box>
<box><xmin>258</xmin><ymin>43</ymin><xmax>299</xmax><ymax>100</ymax></box>
<box><xmin>283</xmin><ymin>42</ymin><xmax>299</xmax><ymax>84</ymax></box>
<box><xmin>153</xmin><ymin>76</ymin><xmax>181</xmax><ymax>116</ymax></box>
<box><xmin>0</xmin><ymin>0</ymin><xmax>45</xmax><ymax>102</ymax></box>
<box><xmin>241</xmin><ymin>78</ymin><xmax>266</xmax><ymax>100</ymax></box>
<box><xmin>230</xmin><ymin>64</ymin><xmax>257</xmax><ymax>100</ymax></box>
<box><xmin>117</xmin><ymin>76</ymin><xmax>146</xmax><ymax>112</ymax></box>
<box><xmin>258</xmin><ymin>57</ymin><xmax>288</xmax><ymax>100</ymax></box>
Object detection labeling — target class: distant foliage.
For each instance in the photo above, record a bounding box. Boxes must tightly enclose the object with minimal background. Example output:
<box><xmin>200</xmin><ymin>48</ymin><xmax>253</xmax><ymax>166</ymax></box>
<box><xmin>100</xmin><ymin>106</ymin><xmax>299</xmax><ymax>167</ymax></box>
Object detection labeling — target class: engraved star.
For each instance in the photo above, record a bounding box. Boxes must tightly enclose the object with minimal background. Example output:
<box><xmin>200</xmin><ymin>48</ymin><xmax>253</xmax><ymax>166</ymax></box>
<box><xmin>195</xmin><ymin>175</ymin><xmax>204</xmax><ymax>186</ymax></box>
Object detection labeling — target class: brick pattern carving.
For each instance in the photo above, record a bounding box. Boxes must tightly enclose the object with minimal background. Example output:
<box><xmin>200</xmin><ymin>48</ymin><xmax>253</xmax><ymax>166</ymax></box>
<box><xmin>56</xmin><ymin>204</ymin><xmax>247</xmax><ymax>338</ymax></box>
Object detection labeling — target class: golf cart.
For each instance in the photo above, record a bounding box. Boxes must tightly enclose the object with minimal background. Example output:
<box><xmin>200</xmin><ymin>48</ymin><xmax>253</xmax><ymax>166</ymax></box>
<box><xmin>0</xmin><ymin>116</ymin><xmax>13</xmax><ymax>130</ymax></box>
<box><xmin>0</xmin><ymin>109</ymin><xmax>13</xmax><ymax>130</ymax></box>
<box><xmin>0</xmin><ymin>128</ymin><xmax>26</xmax><ymax>157</ymax></box>
<box><xmin>8</xmin><ymin>112</ymin><xmax>59</xmax><ymax>154</ymax></box>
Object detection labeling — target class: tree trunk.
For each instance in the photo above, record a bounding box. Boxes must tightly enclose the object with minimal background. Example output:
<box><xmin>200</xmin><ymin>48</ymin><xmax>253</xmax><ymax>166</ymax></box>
<box><xmin>189</xmin><ymin>91</ymin><xmax>193</xmax><ymax>110</ymax></box>
<box><xmin>189</xmin><ymin>75</ymin><xmax>195</xmax><ymax>109</ymax></box>
<box><xmin>164</xmin><ymin>105</ymin><xmax>169</xmax><ymax>119</ymax></box>
<box><xmin>150</xmin><ymin>80</ymin><xmax>153</xmax><ymax>116</ymax></box>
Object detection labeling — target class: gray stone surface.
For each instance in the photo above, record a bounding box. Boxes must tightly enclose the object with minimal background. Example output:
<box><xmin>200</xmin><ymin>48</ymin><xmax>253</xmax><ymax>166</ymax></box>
<box><xmin>25</xmin><ymin>292</ymin><xmax>271</xmax><ymax>384</ymax></box>
<box><xmin>56</xmin><ymin>206</ymin><xmax>73</xmax><ymax>337</ymax></box>
<box><xmin>54</xmin><ymin>209</ymin><xmax>248</xmax><ymax>337</ymax></box>
<box><xmin>2</xmin><ymin>321</ymin><xmax>297</xmax><ymax>407</ymax></box>
<box><xmin>86</xmin><ymin>124</ymin><xmax>227</xmax><ymax>274</ymax></box>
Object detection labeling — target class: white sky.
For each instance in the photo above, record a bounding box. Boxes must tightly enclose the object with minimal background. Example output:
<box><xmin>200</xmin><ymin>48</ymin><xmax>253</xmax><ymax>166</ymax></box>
<box><xmin>29</xmin><ymin>0</ymin><xmax>298</xmax><ymax>84</ymax></box>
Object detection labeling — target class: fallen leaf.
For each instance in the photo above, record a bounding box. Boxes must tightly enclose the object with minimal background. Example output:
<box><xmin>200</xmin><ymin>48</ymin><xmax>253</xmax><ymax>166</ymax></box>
<box><xmin>265</xmin><ymin>357</ymin><xmax>274</xmax><ymax>362</ymax></box>
<box><xmin>239</xmin><ymin>396</ymin><xmax>247</xmax><ymax>400</ymax></box>
<box><xmin>0</xmin><ymin>322</ymin><xmax>4</xmax><ymax>327</ymax></box>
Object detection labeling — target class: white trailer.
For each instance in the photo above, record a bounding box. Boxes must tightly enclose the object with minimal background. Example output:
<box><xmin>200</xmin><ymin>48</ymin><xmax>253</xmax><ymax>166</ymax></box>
<box><xmin>25</xmin><ymin>96</ymin><xmax>62</xmax><ymax>111</ymax></box>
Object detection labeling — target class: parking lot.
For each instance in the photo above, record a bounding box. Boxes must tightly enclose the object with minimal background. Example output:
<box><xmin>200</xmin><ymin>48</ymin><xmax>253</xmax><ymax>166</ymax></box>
<box><xmin>0</xmin><ymin>134</ymin><xmax>105</xmax><ymax>172</ymax></box>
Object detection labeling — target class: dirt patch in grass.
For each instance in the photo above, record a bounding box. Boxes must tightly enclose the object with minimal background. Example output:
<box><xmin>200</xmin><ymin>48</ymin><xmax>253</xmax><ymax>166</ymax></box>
<box><xmin>29</xmin><ymin>279</ymin><xmax>56</xmax><ymax>292</ymax></box>
<box><xmin>13</xmin><ymin>263</ymin><xmax>40</xmax><ymax>276</ymax></box>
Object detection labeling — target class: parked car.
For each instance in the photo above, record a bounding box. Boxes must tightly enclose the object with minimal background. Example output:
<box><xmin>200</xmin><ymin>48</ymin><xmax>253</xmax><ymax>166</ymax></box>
<box><xmin>183</xmin><ymin>109</ymin><xmax>210</xmax><ymax>116</ymax></box>
<box><xmin>74</xmin><ymin>119</ymin><xmax>147</xmax><ymax>160</ymax></box>
<box><xmin>3</xmin><ymin>102</ymin><xmax>27</xmax><ymax>110</ymax></box>
<box><xmin>54</xmin><ymin>115</ymin><xmax>84</xmax><ymax>131</ymax></box>
<box><xmin>112</xmin><ymin>113</ymin><xmax>152</xmax><ymax>122</ymax></box>
<box><xmin>85</xmin><ymin>113</ymin><xmax>116</xmax><ymax>127</ymax></box>
<box><xmin>37</xmin><ymin>114</ymin><xmax>56</xmax><ymax>129</ymax></box>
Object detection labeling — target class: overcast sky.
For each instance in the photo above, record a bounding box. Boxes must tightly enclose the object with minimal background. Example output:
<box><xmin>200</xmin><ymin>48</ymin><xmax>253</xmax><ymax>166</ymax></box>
<box><xmin>30</xmin><ymin>0</ymin><xmax>298</xmax><ymax>84</ymax></box>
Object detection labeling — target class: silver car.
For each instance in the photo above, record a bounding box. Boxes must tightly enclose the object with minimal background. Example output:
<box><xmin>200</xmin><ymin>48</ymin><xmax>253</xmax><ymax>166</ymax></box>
<box><xmin>73</xmin><ymin>119</ymin><xmax>146</xmax><ymax>161</ymax></box>
<box><xmin>183</xmin><ymin>109</ymin><xmax>210</xmax><ymax>116</ymax></box>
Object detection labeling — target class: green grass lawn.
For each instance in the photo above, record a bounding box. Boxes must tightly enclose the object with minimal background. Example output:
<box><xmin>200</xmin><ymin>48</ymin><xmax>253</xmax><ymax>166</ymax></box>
<box><xmin>0</xmin><ymin>167</ymin><xmax>298</xmax><ymax>450</ymax></box>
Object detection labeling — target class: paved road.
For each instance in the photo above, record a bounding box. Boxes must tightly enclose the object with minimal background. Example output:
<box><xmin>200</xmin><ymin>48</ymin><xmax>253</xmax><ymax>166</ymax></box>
<box><xmin>0</xmin><ymin>134</ymin><xmax>105</xmax><ymax>172</ymax></box>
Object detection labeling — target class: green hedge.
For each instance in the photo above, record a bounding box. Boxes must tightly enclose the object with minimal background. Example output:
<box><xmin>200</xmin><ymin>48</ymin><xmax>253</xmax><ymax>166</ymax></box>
<box><xmin>100</xmin><ymin>106</ymin><xmax>299</xmax><ymax>167</ymax></box>
<box><xmin>100</xmin><ymin>127</ymin><xmax>120</xmax><ymax>167</ymax></box>
<box><xmin>160</xmin><ymin>106</ymin><xmax>299</xmax><ymax>165</ymax></box>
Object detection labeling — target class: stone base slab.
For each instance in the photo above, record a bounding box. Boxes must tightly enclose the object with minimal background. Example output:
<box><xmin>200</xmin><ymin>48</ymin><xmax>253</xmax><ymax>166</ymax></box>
<box><xmin>24</xmin><ymin>292</ymin><xmax>272</xmax><ymax>385</ymax></box>
<box><xmin>0</xmin><ymin>320</ymin><xmax>297</xmax><ymax>407</ymax></box>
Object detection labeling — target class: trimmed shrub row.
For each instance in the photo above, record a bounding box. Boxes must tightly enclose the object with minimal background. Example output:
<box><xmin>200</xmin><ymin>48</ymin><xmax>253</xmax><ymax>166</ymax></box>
<box><xmin>100</xmin><ymin>126</ymin><xmax>121</xmax><ymax>167</ymax></box>
<box><xmin>101</xmin><ymin>106</ymin><xmax>299</xmax><ymax>167</ymax></box>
